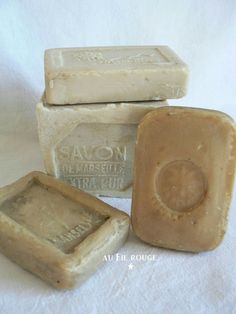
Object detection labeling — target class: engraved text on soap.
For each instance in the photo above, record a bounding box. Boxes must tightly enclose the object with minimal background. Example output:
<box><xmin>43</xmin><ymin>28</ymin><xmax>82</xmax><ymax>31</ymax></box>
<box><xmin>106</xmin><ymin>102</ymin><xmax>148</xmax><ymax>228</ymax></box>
<box><xmin>54</xmin><ymin>123</ymin><xmax>136</xmax><ymax>192</ymax></box>
<box><xmin>57</xmin><ymin>145</ymin><xmax>128</xmax><ymax>191</ymax></box>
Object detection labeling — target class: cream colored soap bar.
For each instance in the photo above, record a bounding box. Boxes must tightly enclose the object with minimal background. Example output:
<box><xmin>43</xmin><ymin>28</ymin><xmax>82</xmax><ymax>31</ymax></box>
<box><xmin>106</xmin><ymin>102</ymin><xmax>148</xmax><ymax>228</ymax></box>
<box><xmin>0</xmin><ymin>172</ymin><xmax>129</xmax><ymax>289</ymax></box>
<box><xmin>45</xmin><ymin>46</ymin><xmax>188</xmax><ymax>104</ymax></box>
<box><xmin>36</xmin><ymin>100</ymin><xmax>167</xmax><ymax>197</ymax></box>
<box><xmin>132</xmin><ymin>106</ymin><xmax>236</xmax><ymax>252</ymax></box>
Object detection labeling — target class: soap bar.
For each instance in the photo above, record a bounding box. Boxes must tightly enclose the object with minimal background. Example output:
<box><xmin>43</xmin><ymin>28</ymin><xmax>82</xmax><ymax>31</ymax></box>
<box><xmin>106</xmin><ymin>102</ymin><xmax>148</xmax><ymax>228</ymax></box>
<box><xmin>36</xmin><ymin>100</ymin><xmax>167</xmax><ymax>197</ymax></box>
<box><xmin>0</xmin><ymin>172</ymin><xmax>129</xmax><ymax>289</ymax></box>
<box><xmin>44</xmin><ymin>46</ymin><xmax>188</xmax><ymax>104</ymax></box>
<box><xmin>131</xmin><ymin>106</ymin><xmax>236</xmax><ymax>252</ymax></box>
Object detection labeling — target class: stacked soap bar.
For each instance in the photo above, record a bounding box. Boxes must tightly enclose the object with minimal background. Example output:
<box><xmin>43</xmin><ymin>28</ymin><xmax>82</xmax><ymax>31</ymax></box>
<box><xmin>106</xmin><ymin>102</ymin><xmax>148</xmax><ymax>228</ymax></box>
<box><xmin>44</xmin><ymin>46</ymin><xmax>188</xmax><ymax>104</ymax></box>
<box><xmin>37</xmin><ymin>101</ymin><xmax>167</xmax><ymax>197</ymax></box>
<box><xmin>37</xmin><ymin>46</ymin><xmax>188</xmax><ymax>197</ymax></box>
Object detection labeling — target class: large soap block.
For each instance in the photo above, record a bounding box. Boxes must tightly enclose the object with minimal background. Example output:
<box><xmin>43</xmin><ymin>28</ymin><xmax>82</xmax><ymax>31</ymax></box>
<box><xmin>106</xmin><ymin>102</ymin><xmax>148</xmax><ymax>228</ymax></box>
<box><xmin>45</xmin><ymin>46</ymin><xmax>188</xmax><ymax>104</ymax></box>
<box><xmin>36</xmin><ymin>100</ymin><xmax>167</xmax><ymax>197</ymax></box>
<box><xmin>0</xmin><ymin>172</ymin><xmax>129</xmax><ymax>289</ymax></box>
<box><xmin>131</xmin><ymin>106</ymin><xmax>236</xmax><ymax>252</ymax></box>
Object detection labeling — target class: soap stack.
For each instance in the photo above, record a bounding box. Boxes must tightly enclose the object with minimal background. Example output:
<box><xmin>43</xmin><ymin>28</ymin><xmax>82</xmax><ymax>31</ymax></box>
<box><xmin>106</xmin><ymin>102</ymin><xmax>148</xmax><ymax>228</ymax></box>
<box><xmin>37</xmin><ymin>46</ymin><xmax>188</xmax><ymax>197</ymax></box>
<box><xmin>0</xmin><ymin>46</ymin><xmax>236</xmax><ymax>290</ymax></box>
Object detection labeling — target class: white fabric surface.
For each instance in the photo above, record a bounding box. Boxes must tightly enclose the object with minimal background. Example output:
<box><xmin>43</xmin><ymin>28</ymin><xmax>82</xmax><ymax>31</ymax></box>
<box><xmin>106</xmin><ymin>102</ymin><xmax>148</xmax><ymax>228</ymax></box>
<box><xmin>0</xmin><ymin>1</ymin><xmax>236</xmax><ymax>313</ymax></box>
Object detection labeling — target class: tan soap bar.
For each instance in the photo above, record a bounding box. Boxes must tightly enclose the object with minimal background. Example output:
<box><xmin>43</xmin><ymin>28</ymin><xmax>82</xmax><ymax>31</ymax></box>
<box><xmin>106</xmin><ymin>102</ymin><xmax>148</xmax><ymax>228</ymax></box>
<box><xmin>0</xmin><ymin>172</ymin><xmax>129</xmax><ymax>289</ymax></box>
<box><xmin>131</xmin><ymin>106</ymin><xmax>236</xmax><ymax>252</ymax></box>
<box><xmin>45</xmin><ymin>46</ymin><xmax>188</xmax><ymax>104</ymax></box>
<box><xmin>36</xmin><ymin>100</ymin><xmax>167</xmax><ymax>197</ymax></box>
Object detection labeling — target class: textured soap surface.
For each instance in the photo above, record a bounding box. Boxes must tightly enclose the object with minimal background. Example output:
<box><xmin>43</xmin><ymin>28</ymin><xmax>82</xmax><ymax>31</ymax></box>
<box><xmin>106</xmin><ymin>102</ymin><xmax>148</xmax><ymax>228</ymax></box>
<box><xmin>45</xmin><ymin>46</ymin><xmax>188</xmax><ymax>104</ymax></box>
<box><xmin>36</xmin><ymin>100</ymin><xmax>167</xmax><ymax>197</ymax></box>
<box><xmin>131</xmin><ymin>106</ymin><xmax>236</xmax><ymax>252</ymax></box>
<box><xmin>0</xmin><ymin>172</ymin><xmax>129</xmax><ymax>289</ymax></box>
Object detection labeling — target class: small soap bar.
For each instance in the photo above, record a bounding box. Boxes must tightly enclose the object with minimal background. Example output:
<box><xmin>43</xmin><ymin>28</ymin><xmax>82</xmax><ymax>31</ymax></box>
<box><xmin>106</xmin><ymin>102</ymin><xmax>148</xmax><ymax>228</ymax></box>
<box><xmin>36</xmin><ymin>100</ymin><xmax>167</xmax><ymax>197</ymax></box>
<box><xmin>45</xmin><ymin>46</ymin><xmax>188</xmax><ymax>104</ymax></box>
<box><xmin>131</xmin><ymin>106</ymin><xmax>236</xmax><ymax>252</ymax></box>
<box><xmin>0</xmin><ymin>172</ymin><xmax>129</xmax><ymax>289</ymax></box>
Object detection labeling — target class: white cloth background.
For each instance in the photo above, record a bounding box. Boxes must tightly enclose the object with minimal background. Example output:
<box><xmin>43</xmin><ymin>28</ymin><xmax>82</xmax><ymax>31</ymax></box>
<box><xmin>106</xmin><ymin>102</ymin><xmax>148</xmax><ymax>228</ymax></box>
<box><xmin>0</xmin><ymin>1</ymin><xmax>236</xmax><ymax>313</ymax></box>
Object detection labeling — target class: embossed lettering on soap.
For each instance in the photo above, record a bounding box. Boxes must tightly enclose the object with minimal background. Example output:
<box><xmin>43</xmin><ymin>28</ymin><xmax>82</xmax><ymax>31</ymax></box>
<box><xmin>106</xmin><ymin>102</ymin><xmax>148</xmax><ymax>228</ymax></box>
<box><xmin>0</xmin><ymin>182</ymin><xmax>108</xmax><ymax>254</ymax></box>
<box><xmin>54</xmin><ymin>123</ymin><xmax>136</xmax><ymax>193</ymax></box>
<box><xmin>48</xmin><ymin>210</ymin><xmax>106</xmax><ymax>251</ymax></box>
<box><xmin>67</xmin><ymin>47</ymin><xmax>169</xmax><ymax>66</ymax></box>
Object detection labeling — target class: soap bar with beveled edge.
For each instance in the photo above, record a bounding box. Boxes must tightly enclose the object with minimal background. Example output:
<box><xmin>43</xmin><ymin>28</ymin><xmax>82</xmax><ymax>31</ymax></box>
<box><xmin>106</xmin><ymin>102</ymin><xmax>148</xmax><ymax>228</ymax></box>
<box><xmin>36</xmin><ymin>100</ymin><xmax>167</xmax><ymax>198</ymax></box>
<box><xmin>0</xmin><ymin>171</ymin><xmax>129</xmax><ymax>289</ymax></box>
<box><xmin>45</xmin><ymin>46</ymin><xmax>188</xmax><ymax>104</ymax></box>
<box><xmin>131</xmin><ymin>106</ymin><xmax>236</xmax><ymax>252</ymax></box>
